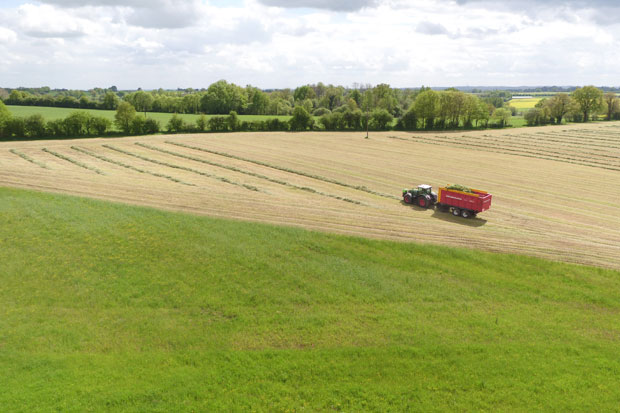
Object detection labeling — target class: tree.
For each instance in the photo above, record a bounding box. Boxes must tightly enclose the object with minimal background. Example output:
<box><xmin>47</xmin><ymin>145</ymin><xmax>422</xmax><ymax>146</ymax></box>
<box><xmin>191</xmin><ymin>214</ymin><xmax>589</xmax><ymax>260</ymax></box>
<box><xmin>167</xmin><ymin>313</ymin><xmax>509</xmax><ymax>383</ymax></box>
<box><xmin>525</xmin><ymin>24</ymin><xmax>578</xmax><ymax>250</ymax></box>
<box><xmin>115</xmin><ymin>102</ymin><xmax>137</xmax><ymax>134</ymax></box>
<box><xmin>399</xmin><ymin>109</ymin><xmax>417</xmax><ymax>130</ymax></box>
<box><xmin>0</xmin><ymin>100</ymin><xmax>11</xmax><ymax>138</ymax></box>
<box><xmin>293</xmin><ymin>85</ymin><xmax>316</xmax><ymax>102</ymax></box>
<box><xmin>369</xmin><ymin>109</ymin><xmax>393</xmax><ymax>130</ymax></box>
<box><xmin>130</xmin><ymin>91</ymin><xmax>154</xmax><ymax>117</ymax></box>
<box><xmin>414</xmin><ymin>90</ymin><xmax>439</xmax><ymax>129</ymax></box>
<box><xmin>228</xmin><ymin>111</ymin><xmax>239</xmax><ymax>131</ymax></box>
<box><xmin>572</xmin><ymin>86</ymin><xmax>603</xmax><ymax>122</ymax></box>
<box><xmin>541</xmin><ymin>94</ymin><xmax>573</xmax><ymax>124</ymax></box>
<box><xmin>604</xmin><ymin>92</ymin><xmax>619</xmax><ymax>121</ymax></box>
<box><xmin>290</xmin><ymin>106</ymin><xmax>312</xmax><ymax>131</ymax></box>
<box><xmin>200</xmin><ymin>80</ymin><xmax>248</xmax><ymax>114</ymax></box>
<box><xmin>167</xmin><ymin>114</ymin><xmax>184</xmax><ymax>133</ymax></box>
<box><xmin>246</xmin><ymin>86</ymin><xmax>269</xmax><ymax>115</ymax></box>
<box><xmin>491</xmin><ymin>107</ymin><xmax>511</xmax><ymax>128</ymax></box>
<box><xmin>144</xmin><ymin>118</ymin><xmax>160</xmax><ymax>134</ymax></box>
<box><xmin>89</xmin><ymin>116</ymin><xmax>112</xmax><ymax>135</ymax></box>
<box><xmin>24</xmin><ymin>114</ymin><xmax>47</xmax><ymax>138</ymax></box>
<box><xmin>102</xmin><ymin>91</ymin><xmax>119</xmax><ymax>110</ymax></box>
<box><xmin>63</xmin><ymin>112</ymin><xmax>90</xmax><ymax>136</ymax></box>
<box><xmin>196</xmin><ymin>114</ymin><xmax>208</xmax><ymax>132</ymax></box>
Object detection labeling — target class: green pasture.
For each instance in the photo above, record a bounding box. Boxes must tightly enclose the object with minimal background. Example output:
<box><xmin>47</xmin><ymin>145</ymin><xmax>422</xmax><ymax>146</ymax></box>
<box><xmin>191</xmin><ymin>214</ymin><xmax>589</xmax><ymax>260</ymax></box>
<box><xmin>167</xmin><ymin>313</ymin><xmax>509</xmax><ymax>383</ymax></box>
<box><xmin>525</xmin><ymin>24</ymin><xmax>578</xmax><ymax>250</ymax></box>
<box><xmin>6</xmin><ymin>105</ymin><xmax>291</xmax><ymax>130</ymax></box>
<box><xmin>1</xmin><ymin>186</ymin><xmax>619</xmax><ymax>411</ymax></box>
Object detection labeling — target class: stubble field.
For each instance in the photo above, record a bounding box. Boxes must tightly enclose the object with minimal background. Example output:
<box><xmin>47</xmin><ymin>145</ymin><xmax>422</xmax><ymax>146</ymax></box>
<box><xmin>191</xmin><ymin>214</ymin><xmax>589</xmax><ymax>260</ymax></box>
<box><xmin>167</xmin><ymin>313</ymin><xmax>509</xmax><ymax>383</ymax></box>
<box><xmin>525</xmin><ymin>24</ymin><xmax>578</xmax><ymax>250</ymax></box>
<box><xmin>1</xmin><ymin>122</ymin><xmax>619</xmax><ymax>269</ymax></box>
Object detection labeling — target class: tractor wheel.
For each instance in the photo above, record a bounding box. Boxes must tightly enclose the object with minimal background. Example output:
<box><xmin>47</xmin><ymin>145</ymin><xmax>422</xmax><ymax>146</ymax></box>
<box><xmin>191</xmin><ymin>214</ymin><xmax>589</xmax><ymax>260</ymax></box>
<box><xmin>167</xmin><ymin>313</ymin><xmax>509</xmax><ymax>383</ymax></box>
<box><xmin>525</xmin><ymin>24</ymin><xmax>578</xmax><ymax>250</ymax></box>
<box><xmin>461</xmin><ymin>209</ymin><xmax>472</xmax><ymax>219</ymax></box>
<box><xmin>452</xmin><ymin>208</ymin><xmax>461</xmax><ymax>216</ymax></box>
<box><xmin>418</xmin><ymin>196</ymin><xmax>428</xmax><ymax>208</ymax></box>
<box><xmin>403</xmin><ymin>193</ymin><xmax>412</xmax><ymax>204</ymax></box>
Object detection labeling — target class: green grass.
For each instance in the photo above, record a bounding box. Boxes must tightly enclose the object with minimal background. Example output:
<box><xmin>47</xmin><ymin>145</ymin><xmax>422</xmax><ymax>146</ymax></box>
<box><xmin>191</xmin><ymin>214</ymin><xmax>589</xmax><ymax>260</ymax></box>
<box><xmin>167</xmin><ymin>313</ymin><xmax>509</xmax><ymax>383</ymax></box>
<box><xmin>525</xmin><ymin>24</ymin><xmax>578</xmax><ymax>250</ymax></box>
<box><xmin>6</xmin><ymin>105</ymin><xmax>292</xmax><ymax>131</ymax></box>
<box><xmin>1</xmin><ymin>186</ymin><xmax>620</xmax><ymax>411</ymax></box>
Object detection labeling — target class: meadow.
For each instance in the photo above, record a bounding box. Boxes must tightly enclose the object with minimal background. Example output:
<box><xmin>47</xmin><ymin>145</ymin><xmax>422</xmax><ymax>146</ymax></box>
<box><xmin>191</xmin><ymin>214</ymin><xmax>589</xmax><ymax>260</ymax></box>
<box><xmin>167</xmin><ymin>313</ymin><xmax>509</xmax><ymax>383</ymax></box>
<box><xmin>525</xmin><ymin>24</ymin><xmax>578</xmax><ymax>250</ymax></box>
<box><xmin>1</xmin><ymin>186</ymin><xmax>619</xmax><ymax>411</ymax></box>
<box><xmin>5</xmin><ymin>105</ymin><xmax>292</xmax><ymax>130</ymax></box>
<box><xmin>7</xmin><ymin>105</ymin><xmax>527</xmax><ymax>130</ymax></box>
<box><xmin>1</xmin><ymin>124</ymin><xmax>619</xmax><ymax>269</ymax></box>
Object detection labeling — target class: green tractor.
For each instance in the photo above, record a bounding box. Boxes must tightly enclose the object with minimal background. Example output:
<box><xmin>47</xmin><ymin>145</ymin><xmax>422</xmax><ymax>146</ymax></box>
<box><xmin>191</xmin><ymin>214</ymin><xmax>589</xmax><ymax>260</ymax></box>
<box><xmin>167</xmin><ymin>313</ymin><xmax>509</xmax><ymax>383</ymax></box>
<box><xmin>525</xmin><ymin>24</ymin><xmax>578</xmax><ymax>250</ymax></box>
<box><xmin>402</xmin><ymin>184</ymin><xmax>438</xmax><ymax>208</ymax></box>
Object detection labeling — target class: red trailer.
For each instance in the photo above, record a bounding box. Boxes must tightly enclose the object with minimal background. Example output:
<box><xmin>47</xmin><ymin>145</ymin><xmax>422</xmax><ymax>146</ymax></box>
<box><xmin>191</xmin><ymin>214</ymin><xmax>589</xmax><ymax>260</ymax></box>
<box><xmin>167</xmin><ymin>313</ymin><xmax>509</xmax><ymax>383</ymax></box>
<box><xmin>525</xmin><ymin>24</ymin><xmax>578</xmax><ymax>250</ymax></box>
<box><xmin>436</xmin><ymin>186</ymin><xmax>492</xmax><ymax>218</ymax></box>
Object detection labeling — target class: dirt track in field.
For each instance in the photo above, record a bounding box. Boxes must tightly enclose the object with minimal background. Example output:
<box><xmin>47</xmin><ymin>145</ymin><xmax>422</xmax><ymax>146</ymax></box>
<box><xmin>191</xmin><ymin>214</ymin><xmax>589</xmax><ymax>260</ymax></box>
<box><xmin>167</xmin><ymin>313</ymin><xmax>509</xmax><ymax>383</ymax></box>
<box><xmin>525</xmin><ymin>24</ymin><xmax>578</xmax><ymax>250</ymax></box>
<box><xmin>2</xmin><ymin>122</ymin><xmax>620</xmax><ymax>269</ymax></box>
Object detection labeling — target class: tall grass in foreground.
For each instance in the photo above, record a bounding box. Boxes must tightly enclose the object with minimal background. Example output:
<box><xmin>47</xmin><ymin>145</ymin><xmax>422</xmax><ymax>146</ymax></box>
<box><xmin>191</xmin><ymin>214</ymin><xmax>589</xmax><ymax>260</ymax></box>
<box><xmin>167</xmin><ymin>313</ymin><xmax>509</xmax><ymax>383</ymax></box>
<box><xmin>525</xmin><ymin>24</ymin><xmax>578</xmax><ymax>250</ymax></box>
<box><xmin>0</xmin><ymin>186</ymin><xmax>619</xmax><ymax>411</ymax></box>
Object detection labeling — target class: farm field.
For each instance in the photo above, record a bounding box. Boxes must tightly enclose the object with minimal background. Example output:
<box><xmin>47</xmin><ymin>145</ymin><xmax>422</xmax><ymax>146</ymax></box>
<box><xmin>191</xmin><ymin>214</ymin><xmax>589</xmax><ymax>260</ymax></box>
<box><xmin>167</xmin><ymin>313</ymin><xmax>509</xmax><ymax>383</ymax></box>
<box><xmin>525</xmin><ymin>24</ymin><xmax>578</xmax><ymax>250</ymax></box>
<box><xmin>5</xmin><ymin>105</ymin><xmax>292</xmax><ymax>129</ymax></box>
<box><xmin>1</xmin><ymin>186</ymin><xmax>620</xmax><ymax>410</ymax></box>
<box><xmin>1</xmin><ymin>123</ymin><xmax>620</xmax><ymax>269</ymax></box>
<box><xmin>508</xmin><ymin>97</ymin><xmax>541</xmax><ymax>110</ymax></box>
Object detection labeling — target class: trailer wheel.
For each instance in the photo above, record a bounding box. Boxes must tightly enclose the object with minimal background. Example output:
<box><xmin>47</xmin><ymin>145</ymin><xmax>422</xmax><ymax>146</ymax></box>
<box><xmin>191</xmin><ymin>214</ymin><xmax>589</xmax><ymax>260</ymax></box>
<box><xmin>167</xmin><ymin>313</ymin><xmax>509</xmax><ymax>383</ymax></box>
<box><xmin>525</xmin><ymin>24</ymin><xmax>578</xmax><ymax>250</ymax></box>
<box><xmin>452</xmin><ymin>208</ymin><xmax>460</xmax><ymax>216</ymax></box>
<box><xmin>461</xmin><ymin>209</ymin><xmax>472</xmax><ymax>219</ymax></box>
<box><xmin>403</xmin><ymin>193</ymin><xmax>412</xmax><ymax>204</ymax></box>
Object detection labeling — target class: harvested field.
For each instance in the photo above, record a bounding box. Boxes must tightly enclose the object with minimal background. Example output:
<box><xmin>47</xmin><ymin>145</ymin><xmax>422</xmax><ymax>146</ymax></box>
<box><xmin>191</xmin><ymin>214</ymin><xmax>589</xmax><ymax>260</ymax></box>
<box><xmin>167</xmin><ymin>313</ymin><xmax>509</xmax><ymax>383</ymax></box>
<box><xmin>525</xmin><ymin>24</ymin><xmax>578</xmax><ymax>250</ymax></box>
<box><xmin>1</xmin><ymin>122</ymin><xmax>619</xmax><ymax>269</ymax></box>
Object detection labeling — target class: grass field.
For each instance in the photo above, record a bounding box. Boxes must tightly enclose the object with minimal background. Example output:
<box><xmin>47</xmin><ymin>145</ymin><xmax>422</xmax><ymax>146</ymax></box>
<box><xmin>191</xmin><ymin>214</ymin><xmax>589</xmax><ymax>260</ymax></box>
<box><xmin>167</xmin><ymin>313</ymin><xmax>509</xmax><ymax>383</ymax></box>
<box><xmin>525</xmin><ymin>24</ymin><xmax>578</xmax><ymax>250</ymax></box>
<box><xmin>5</xmin><ymin>105</ymin><xmax>292</xmax><ymax>130</ymax></box>
<box><xmin>1</xmin><ymin>124</ymin><xmax>619</xmax><ymax>269</ymax></box>
<box><xmin>7</xmin><ymin>105</ymin><xmax>527</xmax><ymax>129</ymax></box>
<box><xmin>1</xmin><ymin>186</ymin><xmax>619</xmax><ymax>410</ymax></box>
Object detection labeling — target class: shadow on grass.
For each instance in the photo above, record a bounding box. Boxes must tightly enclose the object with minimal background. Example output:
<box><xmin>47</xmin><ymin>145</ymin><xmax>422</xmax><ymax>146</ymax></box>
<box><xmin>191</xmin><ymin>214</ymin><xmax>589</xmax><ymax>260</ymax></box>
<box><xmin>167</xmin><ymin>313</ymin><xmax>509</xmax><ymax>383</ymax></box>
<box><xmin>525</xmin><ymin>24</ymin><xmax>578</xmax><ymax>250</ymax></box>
<box><xmin>400</xmin><ymin>201</ymin><xmax>488</xmax><ymax>227</ymax></box>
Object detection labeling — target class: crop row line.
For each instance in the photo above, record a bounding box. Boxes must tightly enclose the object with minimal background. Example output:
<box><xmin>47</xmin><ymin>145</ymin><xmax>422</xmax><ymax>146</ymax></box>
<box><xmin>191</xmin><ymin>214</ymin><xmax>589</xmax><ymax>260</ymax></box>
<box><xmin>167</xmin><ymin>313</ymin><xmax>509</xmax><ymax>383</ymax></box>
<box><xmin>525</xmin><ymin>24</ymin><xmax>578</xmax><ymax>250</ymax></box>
<box><xmin>415</xmin><ymin>135</ymin><xmax>620</xmax><ymax>167</ymax></box>
<box><xmin>397</xmin><ymin>136</ymin><xmax>620</xmax><ymax>171</ymax></box>
<box><xmin>165</xmin><ymin>141</ymin><xmax>400</xmax><ymax>200</ymax></box>
<box><xmin>451</xmin><ymin>135</ymin><xmax>620</xmax><ymax>161</ymax></box>
<box><xmin>10</xmin><ymin>149</ymin><xmax>49</xmax><ymax>169</ymax></box>
<box><xmin>71</xmin><ymin>146</ymin><xmax>193</xmax><ymax>186</ymax></box>
<box><xmin>135</xmin><ymin>142</ymin><xmax>362</xmax><ymax>205</ymax></box>
<box><xmin>534</xmin><ymin>131</ymin><xmax>620</xmax><ymax>144</ymax></box>
<box><xmin>502</xmin><ymin>134</ymin><xmax>620</xmax><ymax>151</ymax></box>
<box><xmin>42</xmin><ymin>148</ymin><xmax>106</xmax><ymax>175</ymax></box>
<box><xmin>103</xmin><ymin>144</ymin><xmax>260</xmax><ymax>192</ymax></box>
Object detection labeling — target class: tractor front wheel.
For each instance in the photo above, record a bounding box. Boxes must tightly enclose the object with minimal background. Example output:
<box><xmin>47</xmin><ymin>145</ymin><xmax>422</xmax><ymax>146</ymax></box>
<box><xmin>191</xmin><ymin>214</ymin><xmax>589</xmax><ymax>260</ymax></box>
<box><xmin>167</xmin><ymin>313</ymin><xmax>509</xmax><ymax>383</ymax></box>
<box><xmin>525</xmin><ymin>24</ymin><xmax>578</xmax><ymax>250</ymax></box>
<box><xmin>403</xmin><ymin>193</ymin><xmax>412</xmax><ymax>204</ymax></box>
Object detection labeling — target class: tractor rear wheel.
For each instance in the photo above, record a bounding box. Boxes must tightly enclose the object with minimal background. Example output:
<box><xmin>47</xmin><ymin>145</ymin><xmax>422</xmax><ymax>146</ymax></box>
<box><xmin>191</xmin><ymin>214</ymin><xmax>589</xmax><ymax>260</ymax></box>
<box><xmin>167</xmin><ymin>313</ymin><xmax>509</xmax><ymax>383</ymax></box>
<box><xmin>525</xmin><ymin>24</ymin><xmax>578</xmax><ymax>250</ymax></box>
<box><xmin>403</xmin><ymin>193</ymin><xmax>412</xmax><ymax>204</ymax></box>
<box><xmin>418</xmin><ymin>196</ymin><xmax>428</xmax><ymax>208</ymax></box>
<box><xmin>452</xmin><ymin>208</ymin><xmax>461</xmax><ymax>216</ymax></box>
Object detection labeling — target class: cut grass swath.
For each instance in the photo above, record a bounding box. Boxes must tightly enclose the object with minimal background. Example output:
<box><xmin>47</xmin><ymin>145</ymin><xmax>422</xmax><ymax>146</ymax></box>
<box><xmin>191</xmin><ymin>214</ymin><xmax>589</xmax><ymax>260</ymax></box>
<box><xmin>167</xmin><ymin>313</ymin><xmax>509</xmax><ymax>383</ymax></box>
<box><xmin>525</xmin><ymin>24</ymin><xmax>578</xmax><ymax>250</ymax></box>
<box><xmin>135</xmin><ymin>142</ymin><xmax>362</xmax><ymax>205</ymax></box>
<box><xmin>165</xmin><ymin>141</ymin><xmax>399</xmax><ymax>200</ymax></box>
<box><xmin>101</xmin><ymin>144</ymin><xmax>260</xmax><ymax>192</ymax></box>
<box><xmin>42</xmin><ymin>148</ymin><xmax>105</xmax><ymax>175</ymax></box>
<box><xmin>10</xmin><ymin>149</ymin><xmax>49</xmax><ymax>169</ymax></box>
<box><xmin>71</xmin><ymin>146</ymin><xmax>193</xmax><ymax>186</ymax></box>
<box><xmin>395</xmin><ymin>135</ymin><xmax>620</xmax><ymax>172</ymax></box>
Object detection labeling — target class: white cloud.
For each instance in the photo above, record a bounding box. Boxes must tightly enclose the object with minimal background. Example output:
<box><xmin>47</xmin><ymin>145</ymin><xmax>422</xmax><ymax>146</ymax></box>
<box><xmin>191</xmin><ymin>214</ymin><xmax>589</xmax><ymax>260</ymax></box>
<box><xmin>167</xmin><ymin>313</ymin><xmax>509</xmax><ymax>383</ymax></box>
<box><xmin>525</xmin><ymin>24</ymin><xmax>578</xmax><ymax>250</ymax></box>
<box><xmin>17</xmin><ymin>4</ymin><xmax>90</xmax><ymax>38</ymax></box>
<box><xmin>0</xmin><ymin>0</ymin><xmax>619</xmax><ymax>89</ymax></box>
<box><xmin>0</xmin><ymin>27</ymin><xmax>17</xmax><ymax>43</ymax></box>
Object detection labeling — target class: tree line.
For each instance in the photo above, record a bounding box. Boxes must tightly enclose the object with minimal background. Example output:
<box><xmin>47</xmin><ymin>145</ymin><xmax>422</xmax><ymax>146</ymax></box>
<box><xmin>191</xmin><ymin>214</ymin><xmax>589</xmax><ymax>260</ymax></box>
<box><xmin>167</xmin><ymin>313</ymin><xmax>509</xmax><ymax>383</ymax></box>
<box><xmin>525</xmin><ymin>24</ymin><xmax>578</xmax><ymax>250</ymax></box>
<box><xmin>523</xmin><ymin>86</ymin><xmax>620</xmax><ymax>125</ymax></box>
<box><xmin>1</xmin><ymin>84</ymin><xmax>618</xmax><ymax>140</ymax></box>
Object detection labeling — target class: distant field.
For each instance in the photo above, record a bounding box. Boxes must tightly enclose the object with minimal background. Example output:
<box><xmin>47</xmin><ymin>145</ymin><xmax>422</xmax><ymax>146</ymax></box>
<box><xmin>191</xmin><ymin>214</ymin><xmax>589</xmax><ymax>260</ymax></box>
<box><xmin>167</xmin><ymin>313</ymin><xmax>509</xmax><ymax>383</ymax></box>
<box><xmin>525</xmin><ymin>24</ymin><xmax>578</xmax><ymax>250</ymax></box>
<box><xmin>6</xmin><ymin>105</ymin><xmax>292</xmax><ymax>130</ymax></box>
<box><xmin>508</xmin><ymin>97</ymin><xmax>541</xmax><ymax>110</ymax></box>
<box><xmin>1</xmin><ymin>123</ymin><xmax>619</xmax><ymax>268</ymax></box>
<box><xmin>1</xmin><ymin>186</ymin><xmax>619</xmax><ymax>410</ymax></box>
<box><xmin>7</xmin><ymin>104</ymin><xmax>527</xmax><ymax>129</ymax></box>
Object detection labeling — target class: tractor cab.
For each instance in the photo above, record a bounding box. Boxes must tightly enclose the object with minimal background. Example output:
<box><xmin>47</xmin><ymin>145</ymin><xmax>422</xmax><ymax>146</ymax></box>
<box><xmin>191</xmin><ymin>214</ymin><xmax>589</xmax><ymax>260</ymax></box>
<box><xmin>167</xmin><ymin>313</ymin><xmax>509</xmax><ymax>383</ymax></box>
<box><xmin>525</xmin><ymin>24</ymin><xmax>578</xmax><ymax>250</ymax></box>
<box><xmin>417</xmin><ymin>184</ymin><xmax>432</xmax><ymax>195</ymax></box>
<box><xmin>402</xmin><ymin>184</ymin><xmax>438</xmax><ymax>207</ymax></box>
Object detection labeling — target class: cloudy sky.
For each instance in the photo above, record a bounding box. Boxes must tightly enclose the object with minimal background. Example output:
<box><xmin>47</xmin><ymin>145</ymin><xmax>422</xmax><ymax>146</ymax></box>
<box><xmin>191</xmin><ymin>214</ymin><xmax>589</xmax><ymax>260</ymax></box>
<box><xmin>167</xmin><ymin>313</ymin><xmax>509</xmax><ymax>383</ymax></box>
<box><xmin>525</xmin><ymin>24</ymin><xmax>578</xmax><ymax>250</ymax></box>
<box><xmin>1</xmin><ymin>0</ymin><xmax>619</xmax><ymax>89</ymax></box>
